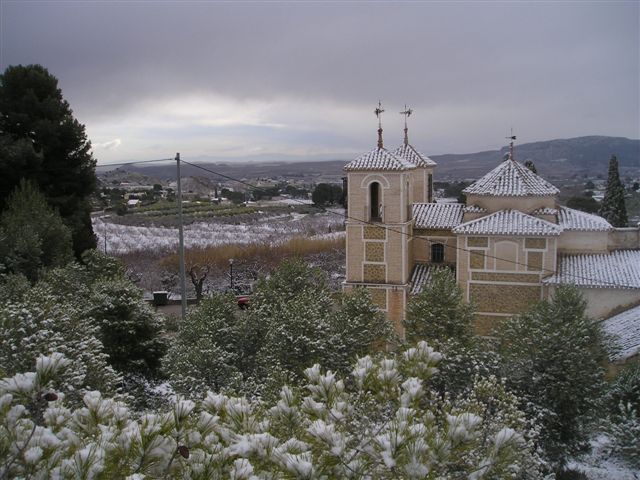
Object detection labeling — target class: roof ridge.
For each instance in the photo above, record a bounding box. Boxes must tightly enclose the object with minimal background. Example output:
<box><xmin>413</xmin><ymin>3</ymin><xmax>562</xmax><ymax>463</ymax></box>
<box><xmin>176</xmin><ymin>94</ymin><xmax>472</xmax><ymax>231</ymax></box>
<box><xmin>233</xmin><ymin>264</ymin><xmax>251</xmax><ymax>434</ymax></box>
<box><xmin>344</xmin><ymin>146</ymin><xmax>416</xmax><ymax>172</ymax></box>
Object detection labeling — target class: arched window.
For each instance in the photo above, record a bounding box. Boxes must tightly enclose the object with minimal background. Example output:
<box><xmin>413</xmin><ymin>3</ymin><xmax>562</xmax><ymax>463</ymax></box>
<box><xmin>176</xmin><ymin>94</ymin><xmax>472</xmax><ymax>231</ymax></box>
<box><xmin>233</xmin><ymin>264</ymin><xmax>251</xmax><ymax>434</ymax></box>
<box><xmin>431</xmin><ymin>243</ymin><xmax>444</xmax><ymax>263</ymax></box>
<box><xmin>370</xmin><ymin>182</ymin><xmax>381</xmax><ymax>222</ymax></box>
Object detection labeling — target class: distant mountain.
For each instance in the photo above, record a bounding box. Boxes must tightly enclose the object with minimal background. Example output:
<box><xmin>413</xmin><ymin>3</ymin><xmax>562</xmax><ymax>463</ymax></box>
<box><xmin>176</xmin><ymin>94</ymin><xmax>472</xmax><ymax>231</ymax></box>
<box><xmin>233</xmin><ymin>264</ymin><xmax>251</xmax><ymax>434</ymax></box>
<box><xmin>99</xmin><ymin>136</ymin><xmax>639</xmax><ymax>183</ymax></box>
<box><xmin>431</xmin><ymin>136</ymin><xmax>639</xmax><ymax>180</ymax></box>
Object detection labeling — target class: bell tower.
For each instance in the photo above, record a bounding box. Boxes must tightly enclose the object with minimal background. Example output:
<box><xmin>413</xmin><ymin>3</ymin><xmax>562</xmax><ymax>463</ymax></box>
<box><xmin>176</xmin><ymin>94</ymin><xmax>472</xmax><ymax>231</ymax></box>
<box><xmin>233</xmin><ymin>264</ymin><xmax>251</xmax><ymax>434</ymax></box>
<box><xmin>342</xmin><ymin>102</ymin><xmax>415</xmax><ymax>333</ymax></box>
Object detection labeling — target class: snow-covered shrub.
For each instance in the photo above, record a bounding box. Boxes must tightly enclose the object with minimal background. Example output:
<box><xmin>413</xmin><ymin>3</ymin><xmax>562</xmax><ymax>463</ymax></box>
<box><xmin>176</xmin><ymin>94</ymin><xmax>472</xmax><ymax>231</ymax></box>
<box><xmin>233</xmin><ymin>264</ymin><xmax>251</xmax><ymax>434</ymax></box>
<box><xmin>0</xmin><ymin>347</ymin><xmax>542</xmax><ymax>479</ymax></box>
<box><xmin>0</xmin><ymin>276</ymin><xmax>120</xmax><ymax>405</ymax></box>
<box><xmin>607</xmin><ymin>402</ymin><xmax>640</xmax><ymax>468</ymax></box>
<box><xmin>166</xmin><ymin>294</ymin><xmax>246</xmax><ymax>397</ymax></box>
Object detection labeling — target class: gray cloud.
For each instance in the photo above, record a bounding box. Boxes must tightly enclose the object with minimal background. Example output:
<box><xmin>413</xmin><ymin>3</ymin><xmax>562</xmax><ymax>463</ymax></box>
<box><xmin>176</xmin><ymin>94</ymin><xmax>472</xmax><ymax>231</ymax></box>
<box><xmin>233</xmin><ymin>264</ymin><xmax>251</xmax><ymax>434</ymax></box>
<box><xmin>1</xmin><ymin>1</ymin><xmax>638</xmax><ymax>163</ymax></box>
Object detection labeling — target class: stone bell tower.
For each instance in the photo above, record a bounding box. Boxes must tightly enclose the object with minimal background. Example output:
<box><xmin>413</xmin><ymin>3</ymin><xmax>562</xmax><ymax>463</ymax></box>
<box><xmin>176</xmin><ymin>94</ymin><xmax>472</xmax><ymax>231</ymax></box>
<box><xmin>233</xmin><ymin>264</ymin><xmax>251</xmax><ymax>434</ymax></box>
<box><xmin>342</xmin><ymin>102</ymin><xmax>416</xmax><ymax>333</ymax></box>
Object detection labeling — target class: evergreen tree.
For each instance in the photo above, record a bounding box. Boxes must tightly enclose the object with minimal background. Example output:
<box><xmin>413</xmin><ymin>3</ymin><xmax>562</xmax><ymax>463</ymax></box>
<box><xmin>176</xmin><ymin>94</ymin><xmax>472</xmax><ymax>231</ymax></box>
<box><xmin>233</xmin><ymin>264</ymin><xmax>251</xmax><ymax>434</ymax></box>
<box><xmin>0</xmin><ymin>64</ymin><xmax>97</xmax><ymax>256</ymax></box>
<box><xmin>497</xmin><ymin>285</ymin><xmax>611</xmax><ymax>469</ymax></box>
<box><xmin>524</xmin><ymin>159</ymin><xmax>538</xmax><ymax>174</ymax></box>
<box><xmin>599</xmin><ymin>154</ymin><xmax>628</xmax><ymax>227</ymax></box>
<box><xmin>403</xmin><ymin>267</ymin><xmax>474</xmax><ymax>346</ymax></box>
<box><xmin>0</xmin><ymin>180</ymin><xmax>73</xmax><ymax>282</ymax></box>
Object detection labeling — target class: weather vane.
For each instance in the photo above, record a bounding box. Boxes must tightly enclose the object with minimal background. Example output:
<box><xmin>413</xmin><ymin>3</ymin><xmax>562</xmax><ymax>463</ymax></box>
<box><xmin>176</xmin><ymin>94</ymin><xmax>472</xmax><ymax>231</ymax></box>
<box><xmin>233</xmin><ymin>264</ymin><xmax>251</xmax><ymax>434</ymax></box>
<box><xmin>505</xmin><ymin>128</ymin><xmax>516</xmax><ymax>160</ymax></box>
<box><xmin>375</xmin><ymin>100</ymin><xmax>385</xmax><ymax>148</ymax></box>
<box><xmin>400</xmin><ymin>105</ymin><xmax>413</xmax><ymax>146</ymax></box>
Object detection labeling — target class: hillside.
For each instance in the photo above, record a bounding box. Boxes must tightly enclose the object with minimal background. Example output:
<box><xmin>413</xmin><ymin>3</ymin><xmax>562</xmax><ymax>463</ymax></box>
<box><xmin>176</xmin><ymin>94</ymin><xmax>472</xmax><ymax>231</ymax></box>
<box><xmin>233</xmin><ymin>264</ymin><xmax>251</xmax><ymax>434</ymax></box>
<box><xmin>98</xmin><ymin>136</ymin><xmax>639</xmax><ymax>183</ymax></box>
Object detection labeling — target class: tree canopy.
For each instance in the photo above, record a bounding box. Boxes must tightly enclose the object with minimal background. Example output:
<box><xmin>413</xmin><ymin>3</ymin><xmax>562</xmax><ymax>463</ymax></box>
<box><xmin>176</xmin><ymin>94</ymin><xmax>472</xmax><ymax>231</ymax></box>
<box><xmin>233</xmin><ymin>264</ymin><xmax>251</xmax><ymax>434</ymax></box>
<box><xmin>0</xmin><ymin>64</ymin><xmax>97</xmax><ymax>256</ymax></box>
<box><xmin>599</xmin><ymin>154</ymin><xmax>628</xmax><ymax>227</ymax></box>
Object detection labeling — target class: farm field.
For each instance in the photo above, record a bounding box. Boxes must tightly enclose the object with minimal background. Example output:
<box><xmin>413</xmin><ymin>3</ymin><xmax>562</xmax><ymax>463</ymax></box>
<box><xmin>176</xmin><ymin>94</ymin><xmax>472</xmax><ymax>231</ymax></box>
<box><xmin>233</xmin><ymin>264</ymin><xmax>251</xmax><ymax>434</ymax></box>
<box><xmin>94</xmin><ymin>207</ymin><xmax>347</xmax><ymax>296</ymax></box>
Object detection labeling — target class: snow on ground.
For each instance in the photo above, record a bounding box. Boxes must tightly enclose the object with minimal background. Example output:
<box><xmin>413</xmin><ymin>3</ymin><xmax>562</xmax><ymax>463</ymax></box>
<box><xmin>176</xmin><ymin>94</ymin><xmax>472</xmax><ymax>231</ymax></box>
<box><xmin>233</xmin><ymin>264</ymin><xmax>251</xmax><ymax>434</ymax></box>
<box><xmin>93</xmin><ymin>210</ymin><xmax>345</xmax><ymax>255</ymax></box>
<box><xmin>567</xmin><ymin>434</ymin><xmax>639</xmax><ymax>480</ymax></box>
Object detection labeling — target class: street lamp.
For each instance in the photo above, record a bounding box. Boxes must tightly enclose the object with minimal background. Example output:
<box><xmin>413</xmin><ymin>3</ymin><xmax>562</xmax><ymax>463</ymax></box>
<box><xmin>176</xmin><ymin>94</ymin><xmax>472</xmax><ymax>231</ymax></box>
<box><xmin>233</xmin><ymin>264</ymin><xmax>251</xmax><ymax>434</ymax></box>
<box><xmin>229</xmin><ymin>258</ymin><xmax>234</xmax><ymax>291</ymax></box>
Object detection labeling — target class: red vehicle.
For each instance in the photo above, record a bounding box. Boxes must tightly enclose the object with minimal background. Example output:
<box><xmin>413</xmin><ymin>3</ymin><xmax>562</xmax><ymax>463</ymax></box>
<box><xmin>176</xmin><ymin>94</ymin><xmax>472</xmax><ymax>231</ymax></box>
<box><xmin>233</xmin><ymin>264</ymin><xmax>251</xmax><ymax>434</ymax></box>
<box><xmin>228</xmin><ymin>283</ymin><xmax>252</xmax><ymax>309</ymax></box>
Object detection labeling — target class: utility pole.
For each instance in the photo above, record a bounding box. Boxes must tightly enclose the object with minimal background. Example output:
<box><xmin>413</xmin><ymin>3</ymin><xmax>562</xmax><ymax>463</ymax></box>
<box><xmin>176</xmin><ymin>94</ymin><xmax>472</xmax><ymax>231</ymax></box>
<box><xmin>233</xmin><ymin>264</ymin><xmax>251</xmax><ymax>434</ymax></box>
<box><xmin>176</xmin><ymin>152</ymin><xmax>187</xmax><ymax>320</ymax></box>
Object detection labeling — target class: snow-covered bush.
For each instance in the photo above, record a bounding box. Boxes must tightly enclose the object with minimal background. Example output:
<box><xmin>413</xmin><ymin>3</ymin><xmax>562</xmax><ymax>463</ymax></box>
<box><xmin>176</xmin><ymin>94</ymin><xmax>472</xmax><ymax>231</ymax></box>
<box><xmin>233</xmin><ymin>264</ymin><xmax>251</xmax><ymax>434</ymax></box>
<box><xmin>0</xmin><ymin>250</ymin><xmax>167</xmax><ymax>405</ymax></box>
<box><xmin>167</xmin><ymin>260</ymin><xmax>395</xmax><ymax>399</ymax></box>
<box><xmin>0</xmin><ymin>346</ymin><xmax>542</xmax><ymax>479</ymax></box>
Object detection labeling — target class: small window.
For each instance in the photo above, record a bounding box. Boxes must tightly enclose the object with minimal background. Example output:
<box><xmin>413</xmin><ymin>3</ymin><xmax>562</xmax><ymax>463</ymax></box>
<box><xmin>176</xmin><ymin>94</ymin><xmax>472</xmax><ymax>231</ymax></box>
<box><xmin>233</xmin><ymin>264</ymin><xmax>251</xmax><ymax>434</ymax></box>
<box><xmin>431</xmin><ymin>243</ymin><xmax>444</xmax><ymax>263</ymax></box>
<box><xmin>428</xmin><ymin>173</ymin><xmax>433</xmax><ymax>202</ymax></box>
<box><xmin>370</xmin><ymin>182</ymin><xmax>381</xmax><ymax>222</ymax></box>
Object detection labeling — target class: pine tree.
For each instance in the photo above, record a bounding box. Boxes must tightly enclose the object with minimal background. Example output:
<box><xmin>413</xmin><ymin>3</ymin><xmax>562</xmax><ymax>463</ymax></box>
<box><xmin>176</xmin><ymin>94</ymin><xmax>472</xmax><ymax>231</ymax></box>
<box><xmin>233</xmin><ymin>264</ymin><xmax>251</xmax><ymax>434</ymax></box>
<box><xmin>0</xmin><ymin>180</ymin><xmax>73</xmax><ymax>282</ymax></box>
<box><xmin>497</xmin><ymin>285</ymin><xmax>611</xmax><ymax>469</ymax></box>
<box><xmin>403</xmin><ymin>267</ymin><xmax>474</xmax><ymax>346</ymax></box>
<box><xmin>599</xmin><ymin>154</ymin><xmax>628</xmax><ymax>227</ymax></box>
<box><xmin>0</xmin><ymin>64</ymin><xmax>97</xmax><ymax>256</ymax></box>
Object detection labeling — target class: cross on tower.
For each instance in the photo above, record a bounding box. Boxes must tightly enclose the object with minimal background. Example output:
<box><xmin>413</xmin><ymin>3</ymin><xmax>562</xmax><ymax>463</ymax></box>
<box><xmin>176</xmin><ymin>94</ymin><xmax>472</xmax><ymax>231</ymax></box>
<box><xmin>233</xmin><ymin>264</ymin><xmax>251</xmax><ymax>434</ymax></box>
<box><xmin>375</xmin><ymin>100</ymin><xmax>385</xmax><ymax>148</ymax></box>
<box><xmin>400</xmin><ymin>105</ymin><xmax>413</xmax><ymax>146</ymax></box>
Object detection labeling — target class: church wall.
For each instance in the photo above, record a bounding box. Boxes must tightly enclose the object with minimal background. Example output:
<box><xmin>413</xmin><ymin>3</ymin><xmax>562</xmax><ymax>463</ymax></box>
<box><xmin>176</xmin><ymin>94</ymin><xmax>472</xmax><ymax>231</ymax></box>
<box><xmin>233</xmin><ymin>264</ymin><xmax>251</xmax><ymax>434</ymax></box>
<box><xmin>609</xmin><ymin>227</ymin><xmax>640</xmax><ymax>250</ymax></box>
<box><xmin>545</xmin><ymin>285</ymin><xmax>640</xmax><ymax>320</ymax></box>
<box><xmin>466</xmin><ymin>194</ymin><xmax>555</xmax><ymax>215</ymax></box>
<box><xmin>412</xmin><ymin>233</ymin><xmax>457</xmax><ymax>265</ymax></box>
<box><xmin>457</xmin><ymin>234</ymin><xmax>556</xmax><ymax>332</ymax></box>
<box><xmin>410</xmin><ymin>167</ymin><xmax>433</xmax><ymax>204</ymax></box>
<box><xmin>557</xmin><ymin>231</ymin><xmax>608</xmax><ymax>254</ymax></box>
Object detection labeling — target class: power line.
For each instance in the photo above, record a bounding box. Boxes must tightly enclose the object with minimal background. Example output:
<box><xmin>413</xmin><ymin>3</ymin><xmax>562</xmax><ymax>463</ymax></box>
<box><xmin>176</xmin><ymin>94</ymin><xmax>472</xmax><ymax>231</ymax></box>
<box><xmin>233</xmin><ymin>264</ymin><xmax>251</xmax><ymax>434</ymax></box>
<box><xmin>178</xmin><ymin>158</ymin><xmax>635</xmax><ymax>290</ymax></box>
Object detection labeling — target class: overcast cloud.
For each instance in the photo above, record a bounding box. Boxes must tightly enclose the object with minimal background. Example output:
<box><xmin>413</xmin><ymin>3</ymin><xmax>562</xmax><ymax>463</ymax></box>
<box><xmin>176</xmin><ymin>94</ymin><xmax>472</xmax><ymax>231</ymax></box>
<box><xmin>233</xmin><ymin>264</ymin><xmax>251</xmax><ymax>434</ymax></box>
<box><xmin>1</xmin><ymin>1</ymin><xmax>638</xmax><ymax>164</ymax></box>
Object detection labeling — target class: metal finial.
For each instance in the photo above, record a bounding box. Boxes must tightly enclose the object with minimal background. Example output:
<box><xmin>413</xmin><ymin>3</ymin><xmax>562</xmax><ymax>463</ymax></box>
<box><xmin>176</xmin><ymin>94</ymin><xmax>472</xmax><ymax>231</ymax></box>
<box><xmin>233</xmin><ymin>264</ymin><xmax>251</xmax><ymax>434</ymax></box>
<box><xmin>505</xmin><ymin>128</ymin><xmax>516</xmax><ymax>161</ymax></box>
<box><xmin>375</xmin><ymin>100</ymin><xmax>385</xmax><ymax>148</ymax></box>
<box><xmin>400</xmin><ymin>105</ymin><xmax>413</xmax><ymax>146</ymax></box>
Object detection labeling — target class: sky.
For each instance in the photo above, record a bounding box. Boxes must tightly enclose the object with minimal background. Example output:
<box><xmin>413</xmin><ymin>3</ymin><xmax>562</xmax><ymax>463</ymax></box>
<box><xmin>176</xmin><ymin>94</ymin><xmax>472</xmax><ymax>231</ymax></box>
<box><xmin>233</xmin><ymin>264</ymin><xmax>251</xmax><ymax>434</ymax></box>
<box><xmin>1</xmin><ymin>1</ymin><xmax>639</xmax><ymax>165</ymax></box>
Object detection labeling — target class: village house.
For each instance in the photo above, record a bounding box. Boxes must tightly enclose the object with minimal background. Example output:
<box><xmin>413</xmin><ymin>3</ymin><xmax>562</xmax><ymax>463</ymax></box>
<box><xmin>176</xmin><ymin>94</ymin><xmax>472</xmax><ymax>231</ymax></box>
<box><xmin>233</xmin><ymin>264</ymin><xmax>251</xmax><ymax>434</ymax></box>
<box><xmin>343</xmin><ymin>108</ymin><xmax>640</xmax><ymax>364</ymax></box>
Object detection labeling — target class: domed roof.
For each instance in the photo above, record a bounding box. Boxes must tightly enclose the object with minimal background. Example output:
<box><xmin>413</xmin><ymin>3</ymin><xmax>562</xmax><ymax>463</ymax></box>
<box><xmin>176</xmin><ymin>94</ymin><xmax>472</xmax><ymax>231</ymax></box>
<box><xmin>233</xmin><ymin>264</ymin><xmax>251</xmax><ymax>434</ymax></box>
<box><xmin>463</xmin><ymin>158</ymin><xmax>559</xmax><ymax>197</ymax></box>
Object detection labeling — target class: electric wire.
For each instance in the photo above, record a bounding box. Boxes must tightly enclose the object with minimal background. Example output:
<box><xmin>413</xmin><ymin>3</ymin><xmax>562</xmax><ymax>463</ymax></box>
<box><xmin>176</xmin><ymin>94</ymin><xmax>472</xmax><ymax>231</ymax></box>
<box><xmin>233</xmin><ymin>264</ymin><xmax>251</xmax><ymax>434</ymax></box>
<box><xmin>178</xmin><ymin>158</ymin><xmax>637</xmax><ymax>290</ymax></box>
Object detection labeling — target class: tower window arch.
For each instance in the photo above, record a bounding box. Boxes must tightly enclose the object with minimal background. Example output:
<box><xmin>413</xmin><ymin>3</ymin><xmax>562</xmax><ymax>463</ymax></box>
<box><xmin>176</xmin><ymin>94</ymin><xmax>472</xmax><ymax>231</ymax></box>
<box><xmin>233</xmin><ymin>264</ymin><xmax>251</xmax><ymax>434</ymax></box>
<box><xmin>370</xmin><ymin>182</ymin><xmax>382</xmax><ymax>222</ymax></box>
<box><xmin>431</xmin><ymin>243</ymin><xmax>445</xmax><ymax>263</ymax></box>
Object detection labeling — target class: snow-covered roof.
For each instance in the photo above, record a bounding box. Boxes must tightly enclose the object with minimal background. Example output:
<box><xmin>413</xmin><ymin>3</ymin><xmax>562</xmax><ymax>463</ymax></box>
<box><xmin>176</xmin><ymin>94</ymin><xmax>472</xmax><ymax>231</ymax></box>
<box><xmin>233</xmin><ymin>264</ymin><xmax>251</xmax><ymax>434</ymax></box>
<box><xmin>557</xmin><ymin>207</ymin><xmax>613</xmax><ymax>232</ymax></box>
<box><xmin>392</xmin><ymin>144</ymin><xmax>437</xmax><ymax>168</ymax></box>
<box><xmin>410</xmin><ymin>263</ymin><xmax>435</xmax><ymax>295</ymax></box>
<box><xmin>603</xmin><ymin>304</ymin><xmax>640</xmax><ymax>362</ymax></box>
<box><xmin>453</xmin><ymin>209</ymin><xmax>562</xmax><ymax>236</ymax></box>
<box><xmin>413</xmin><ymin>203</ymin><xmax>465</xmax><ymax>229</ymax></box>
<box><xmin>543</xmin><ymin>250</ymin><xmax>640</xmax><ymax>289</ymax></box>
<box><xmin>463</xmin><ymin>159</ymin><xmax>560</xmax><ymax>197</ymax></box>
<box><xmin>344</xmin><ymin>147</ymin><xmax>416</xmax><ymax>172</ymax></box>
<box><xmin>532</xmin><ymin>207</ymin><xmax>558</xmax><ymax>215</ymax></box>
<box><xmin>463</xmin><ymin>204</ymin><xmax>487</xmax><ymax>214</ymax></box>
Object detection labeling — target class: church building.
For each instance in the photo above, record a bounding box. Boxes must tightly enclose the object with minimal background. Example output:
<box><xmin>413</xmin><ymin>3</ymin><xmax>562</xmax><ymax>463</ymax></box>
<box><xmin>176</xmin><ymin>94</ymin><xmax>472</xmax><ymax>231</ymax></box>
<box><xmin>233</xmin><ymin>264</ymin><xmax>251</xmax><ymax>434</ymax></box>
<box><xmin>343</xmin><ymin>104</ymin><xmax>640</xmax><ymax>350</ymax></box>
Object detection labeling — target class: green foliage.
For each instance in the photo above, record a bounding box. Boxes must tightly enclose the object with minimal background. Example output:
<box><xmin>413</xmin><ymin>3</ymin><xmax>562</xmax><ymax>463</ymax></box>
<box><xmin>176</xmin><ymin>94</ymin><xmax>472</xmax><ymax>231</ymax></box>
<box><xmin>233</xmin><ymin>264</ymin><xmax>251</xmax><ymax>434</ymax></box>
<box><xmin>0</xmin><ymin>180</ymin><xmax>73</xmax><ymax>282</ymax></box>
<box><xmin>0</xmin><ymin>64</ymin><xmax>97</xmax><ymax>255</ymax></box>
<box><xmin>0</xmin><ymin>250</ymin><xmax>166</xmax><ymax>403</ymax></box>
<box><xmin>566</xmin><ymin>194</ymin><xmax>600</xmax><ymax>214</ymax></box>
<box><xmin>87</xmin><ymin>277</ymin><xmax>167</xmax><ymax>376</ymax></box>
<box><xmin>0</xmin><ymin>347</ymin><xmax>541</xmax><ymax>479</ymax></box>
<box><xmin>403</xmin><ymin>267</ymin><xmax>474</xmax><ymax>346</ymax></box>
<box><xmin>168</xmin><ymin>259</ymin><xmax>395</xmax><ymax>399</ymax></box>
<box><xmin>311</xmin><ymin>183</ymin><xmax>342</xmax><ymax>206</ymax></box>
<box><xmin>607</xmin><ymin>402</ymin><xmax>640</xmax><ymax>468</ymax></box>
<box><xmin>524</xmin><ymin>160</ymin><xmax>538</xmax><ymax>174</ymax></box>
<box><xmin>599</xmin><ymin>154</ymin><xmax>628</xmax><ymax>227</ymax></box>
<box><xmin>166</xmin><ymin>294</ymin><xmax>245</xmax><ymax>397</ymax></box>
<box><xmin>497</xmin><ymin>285</ymin><xmax>611</xmax><ymax>467</ymax></box>
<box><xmin>0</xmin><ymin>273</ymin><xmax>120</xmax><ymax>404</ymax></box>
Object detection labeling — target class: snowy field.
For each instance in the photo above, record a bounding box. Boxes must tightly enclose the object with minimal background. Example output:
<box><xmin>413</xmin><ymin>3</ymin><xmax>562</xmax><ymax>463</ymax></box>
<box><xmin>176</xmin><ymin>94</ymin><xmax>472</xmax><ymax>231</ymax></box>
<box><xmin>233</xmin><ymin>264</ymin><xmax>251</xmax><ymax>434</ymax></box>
<box><xmin>93</xmin><ymin>209</ymin><xmax>345</xmax><ymax>255</ymax></box>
